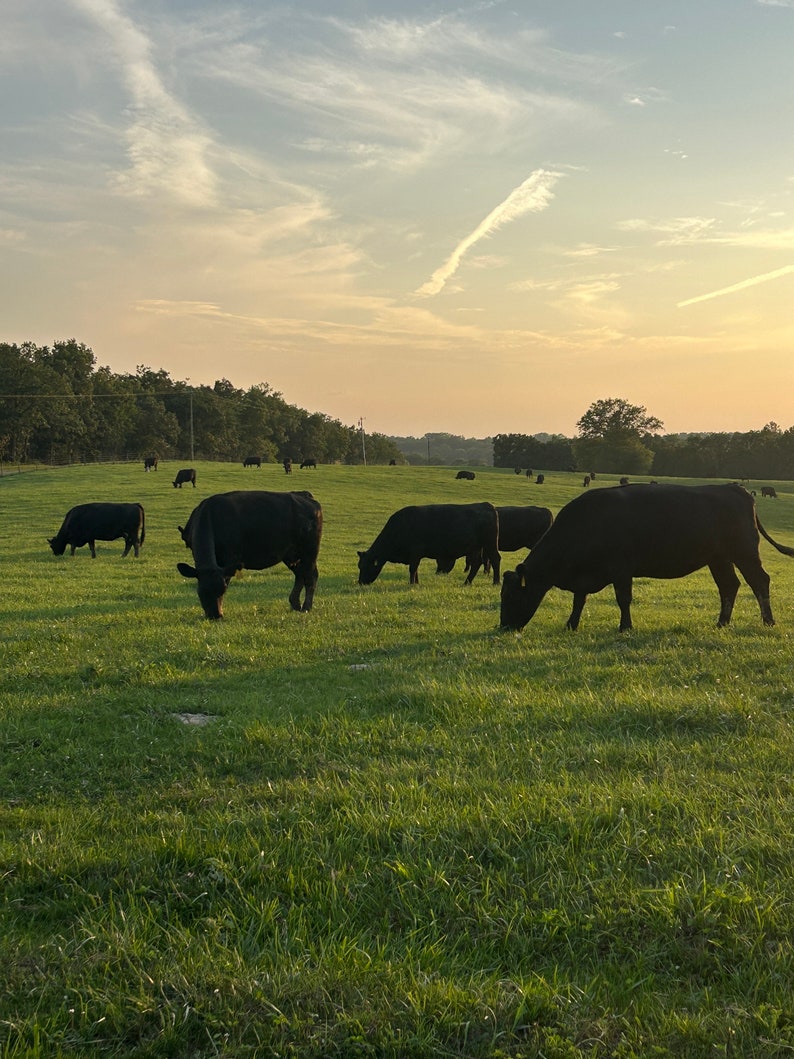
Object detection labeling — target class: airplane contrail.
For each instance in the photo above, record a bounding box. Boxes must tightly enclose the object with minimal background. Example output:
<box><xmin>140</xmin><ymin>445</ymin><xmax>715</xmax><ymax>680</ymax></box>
<box><xmin>678</xmin><ymin>264</ymin><xmax>794</xmax><ymax>307</ymax></box>
<box><xmin>415</xmin><ymin>169</ymin><xmax>562</xmax><ymax>297</ymax></box>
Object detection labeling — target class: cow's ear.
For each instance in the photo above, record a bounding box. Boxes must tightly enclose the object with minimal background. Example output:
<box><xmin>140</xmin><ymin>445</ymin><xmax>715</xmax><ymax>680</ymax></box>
<box><xmin>177</xmin><ymin>562</ymin><xmax>197</xmax><ymax>579</ymax></box>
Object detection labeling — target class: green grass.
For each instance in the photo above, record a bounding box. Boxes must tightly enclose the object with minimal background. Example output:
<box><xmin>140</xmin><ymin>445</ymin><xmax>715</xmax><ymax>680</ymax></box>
<box><xmin>2</xmin><ymin>462</ymin><xmax>794</xmax><ymax>1057</ymax></box>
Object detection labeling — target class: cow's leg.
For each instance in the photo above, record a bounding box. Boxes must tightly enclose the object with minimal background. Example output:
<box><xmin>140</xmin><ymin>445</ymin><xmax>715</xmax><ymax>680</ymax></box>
<box><xmin>89</xmin><ymin>540</ymin><xmax>97</xmax><ymax>559</ymax></box>
<box><xmin>70</xmin><ymin>544</ymin><xmax>77</xmax><ymax>556</ymax></box>
<box><xmin>566</xmin><ymin>592</ymin><xmax>588</xmax><ymax>630</ymax></box>
<box><xmin>301</xmin><ymin>566</ymin><xmax>319</xmax><ymax>612</ymax></box>
<box><xmin>121</xmin><ymin>537</ymin><xmax>133</xmax><ymax>557</ymax></box>
<box><xmin>613</xmin><ymin>577</ymin><xmax>633</xmax><ymax>631</ymax></box>
<box><xmin>464</xmin><ymin>552</ymin><xmax>482</xmax><ymax>584</ymax></box>
<box><xmin>409</xmin><ymin>561</ymin><xmax>420</xmax><ymax>585</ymax></box>
<box><xmin>732</xmin><ymin>556</ymin><xmax>774</xmax><ymax>626</ymax></box>
<box><xmin>489</xmin><ymin>548</ymin><xmax>501</xmax><ymax>586</ymax></box>
<box><xmin>708</xmin><ymin>561</ymin><xmax>741</xmax><ymax>626</ymax></box>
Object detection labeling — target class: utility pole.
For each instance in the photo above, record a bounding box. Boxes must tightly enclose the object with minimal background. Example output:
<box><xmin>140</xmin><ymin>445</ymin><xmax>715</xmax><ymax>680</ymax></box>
<box><xmin>358</xmin><ymin>417</ymin><xmax>367</xmax><ymax>466</ymax></box>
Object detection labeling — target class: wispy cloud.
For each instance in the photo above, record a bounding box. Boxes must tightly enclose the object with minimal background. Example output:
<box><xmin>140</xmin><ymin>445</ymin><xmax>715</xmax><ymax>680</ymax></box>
<box><xmin>415</xmin><ymin>169</ymin><xmax>562</xmax><ymax>297</ymax></box>
<box><xmin>70</xmin><ymin>0</ymin><xmax>217</xmax><ymax>206</ymax></box>
<box><xmin>678</xmin><ymin>264</ymin><xmax>794</xmax><ymax>307</ymax></box>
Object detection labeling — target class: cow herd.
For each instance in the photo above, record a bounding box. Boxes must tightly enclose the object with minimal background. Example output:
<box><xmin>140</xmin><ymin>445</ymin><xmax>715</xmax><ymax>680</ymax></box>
<box><xmin>46</xmin><ymin>477</ymin><xmax>793</xmax><ymax>633</ymax></box>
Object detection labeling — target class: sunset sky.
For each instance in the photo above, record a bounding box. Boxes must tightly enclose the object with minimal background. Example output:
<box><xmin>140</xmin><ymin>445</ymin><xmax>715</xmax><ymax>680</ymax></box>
<box><xmin>2</xmin><ymin>0</ymin><xmax>793</xmax><ymax>438</ymax></box>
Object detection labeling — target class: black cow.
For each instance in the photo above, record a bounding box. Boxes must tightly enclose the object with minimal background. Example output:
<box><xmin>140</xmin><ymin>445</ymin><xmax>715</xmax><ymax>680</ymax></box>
<box><xmin>300</xmin><ymin>458</ymin><xmax>317</xmax><ymax>469</ymax></box>
<box><xmin>500</xmin><ymin>483</ymin><xmax>794</xmax><ymax>633</ymax></box>
<box><xmin>177</xmin><ymin>490</ymin><xmax>322</xmax><ymax>619</ymax></box>
<box><xmin>144</xmin><ymin>456</ymin><xmax>158</xmax><ymax>472</ymax></box>
<box><xmin>358</xmin><ymin>503</ymin><xmax>500</xmax><ymax>586</ymax></box>
<box><xmin>761</xmin><ymin>486</ymin><xmax>778</xmax><ymax>498</ymax></box>
<box><xmin>173</xmin><ymin>468</ymin><xmax>196</xmax><ymax>489</ymax></box>
<box><xmin>243</xmin><ymin>456</ymin><xmax>261</xmax><ymax>468</ymax></box>
<box><xmin>456</xmin><ymin>470</ymin><xmax>476</xmax><ymax>480</ymax></box>
<box><xmin>48</xmin><ymin>502</ymin><xmax>145</xmax><ymax>559</ymax></box>
<box><xmin>582</xmin><ymin>475</ymin><xmax>591</xmax><ymax>488</ymax></box>
<box><xmin>619</xmin><ymin>476</ymin><xmax>630</xmax><ymax>486</ymax></box>
<box><xmin>459</xmin><ymin>505</ymin><xmax>553</xmax><ymax>580</ymax></box>
<box><xmin>283</xmin><ymin>458</ymin><xmax>292</xmax><ymax>475</ymax></box>
<box><xmin>536</xmin><ymin>473</ymin><xmax>545</xmax><ymax>485</ymax></box>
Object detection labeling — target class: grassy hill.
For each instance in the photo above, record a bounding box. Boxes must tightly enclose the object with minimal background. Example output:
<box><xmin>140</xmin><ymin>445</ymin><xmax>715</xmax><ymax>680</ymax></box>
<box><xmin>2</xmin><ymin>462</ymin><xmax>794</xmax><ymax>1056</ymax></box>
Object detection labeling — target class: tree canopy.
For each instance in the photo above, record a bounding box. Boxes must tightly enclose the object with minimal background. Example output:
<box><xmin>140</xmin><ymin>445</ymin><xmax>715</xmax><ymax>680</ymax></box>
<box><xmin>0</xmin><ymin>340</ymin><xmax>402</xmax><ymax>466</ymax></box>
<box><xmin>576</xmin><ymin>398</ymin><xmax>663</xmax><ymax>441</ymax></box>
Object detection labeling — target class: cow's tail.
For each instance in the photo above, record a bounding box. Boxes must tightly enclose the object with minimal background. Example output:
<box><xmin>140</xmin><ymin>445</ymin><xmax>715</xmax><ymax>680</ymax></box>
<box><xmin>139</xmin><ymin>504</ymin><xmax>146</xmax><ymax>546</ymax></box>
<box><xmin>757</xmin><ymin>516</ymin><xmax>794</xmax><ymax>556</ymax></box>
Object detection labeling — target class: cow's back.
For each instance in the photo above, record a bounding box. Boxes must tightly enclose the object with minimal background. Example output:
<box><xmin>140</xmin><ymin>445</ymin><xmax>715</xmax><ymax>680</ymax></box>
<box><xmin>188</xmin><ymin>490</ymin><xmax>322</xmax><ymax>570</ymax></box>
<box><xmin>528</xmin><ymin>484</ymin><xmax>757</xmax><ymax>580</ymax></box>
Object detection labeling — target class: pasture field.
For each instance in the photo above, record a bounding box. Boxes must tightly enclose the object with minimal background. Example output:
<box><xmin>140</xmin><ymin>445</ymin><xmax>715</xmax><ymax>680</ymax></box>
<box><xmin>3</xmin><ymin>462</ymin><xmax>794</xmax><ymax>1058</ymax></box>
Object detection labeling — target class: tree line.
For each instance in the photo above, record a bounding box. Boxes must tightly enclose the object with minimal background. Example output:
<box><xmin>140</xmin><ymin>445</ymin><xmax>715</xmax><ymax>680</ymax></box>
<box><xmin>0</xmin><ymin>340</ymin><xmax>403</xmax><ymax>466</ymax></box>
<box><xmin>494</xmin><ymin>398</ymin><xmax>794</xmax><ymax>481</ymax></box>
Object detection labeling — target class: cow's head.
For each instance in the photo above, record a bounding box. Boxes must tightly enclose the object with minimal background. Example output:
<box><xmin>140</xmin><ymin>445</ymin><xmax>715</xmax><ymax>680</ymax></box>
<box><xmin>47</xmin><ymin>536</ymin><xmax>66</xmax><ymax>556</ymax></box>
<box><xmin>499</xmin><ymin>566</ymin><xmax>546</xmax><ymax>630</ymax></box>
<box><xmin>357</xmin><ymin>550</ymin><xmax>384</xmax><ymax>585</ymax></box>
<box><xmin>177</xmin><ymin>561</ymin><xmax>239</xmax><ymax>619</ymax></box>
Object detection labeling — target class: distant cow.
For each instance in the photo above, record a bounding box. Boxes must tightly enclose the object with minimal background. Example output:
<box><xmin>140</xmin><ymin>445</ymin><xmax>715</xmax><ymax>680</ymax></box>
<box><xmin>243</xmin><ymin>456</ymin><xmax>261</xmax><ymax>468</ymax></box>
<box><xmin>173</xmin><ymin>468</ymin><xmax>196</xmax><ymax>489</ymax></box>
<box><xmin>514</xmin><ymin>467</ymin><xmax>522</xmax><ymax>475</ymax></box>
<box><xmin>500</xmin><ymin>483</ymin><xmax>794</xmax><ymax>633</ymax></box>
<box><xmin>389</xmin><ymin>459</ymin><xmax>397</xmax><ymax>466</ymax></box>
<box><xmin>300</xmin><ymin>458</ymin><xmax>317</xmax><ymax>469</ymax></box>
<box><xmin>283</xmin><ymin>458</ymin><xmax>292</xmax><ymax>475</ymax></box>
<box><xmin>358</xmin><ymin>503</ymin><xmax>500</xmax><ymax>586</ymax></box>
<box><xmin>456</xmin><ymin>470</ymin><xmax>476</xmax><ymax>480</ymax></box>
<box><xmin>583</xmin><ymin>475</ymin><xmax>591</xmax><ymax>488</ymax></box>
<box><xmin>458</xmin><ymin>505</ymin><xmax>553</xmax><ymax>581</ymax></box>
<box><xmin>536</xmin><ymin>474</ymin><xmax>545</xmax><ymax>485</ymax></box>
<box><xmin>177</xmin><ymin>490</ymin><xmax>322</xmax><ymax>619</ymax></box>
<box><xmin>761</xmin><ymin>486</ymin><xmax>778</xmax><ymax>498</ymax></box>
<box><xmin>144</xmin><ymin>457</ymin><xmax>158</xmax><ymax>472</ymax></box>
<box><xmin>525</xmin><ymin>469</ymin><xmax>533</xmax><ymax>479</ymax></box>
<box><xmin>48</xmin><ymin>502</ymin><xmax>145</xmax><ymax>559</ymax></box>
<box><xmin>619</xmin><ymin>476</ymin><xmax>630</xmax><ymax>486</ymax></box>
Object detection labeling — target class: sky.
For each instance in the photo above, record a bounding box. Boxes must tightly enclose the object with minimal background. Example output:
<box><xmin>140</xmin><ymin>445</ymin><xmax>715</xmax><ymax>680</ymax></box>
<box><xmin>2</xmin><ymin>0</ymin><xmax>793</xmax><ymax>438</ymax></box>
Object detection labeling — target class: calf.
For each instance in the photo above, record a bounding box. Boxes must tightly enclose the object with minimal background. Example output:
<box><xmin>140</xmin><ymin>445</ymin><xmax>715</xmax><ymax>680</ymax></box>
<box><xmin>500</xmin><ymin>483</ymin><xmax>794</xmax><ymax>633</ymax></box>
<box><xmin>177</xmin><ymin>490</ymin><xmax>322</xmax><ymax>618</ymax></box>
<box><xmin>173</xmin><ymin>468</ymin><xmax>196</xmax><ymax>489</ymax></box>
<box><xmin>48</xmin><ymin>502</ymin><xmax>145</xmax><ymax>558</ymax></box>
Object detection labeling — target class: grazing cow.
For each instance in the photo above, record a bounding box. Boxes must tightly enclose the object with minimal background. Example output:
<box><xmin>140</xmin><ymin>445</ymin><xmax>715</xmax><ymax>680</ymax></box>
<box><xmin>536</xmin><ymin>473</ymin><xmax>545</xmax><ymax>485</ymax></box>
<box><xmin>619</xmin><ymin>476</ymin><xmax>630</xmax><ymax>486</ymax></box>
<box><xmin>48</xmin><ymin>502</ymin><xmax>145</xmax><ymax>559</ymax></box>
<box><xmin>300</xmin><ymin>458</ymin><xmax>317</xmax><ymax>469</ymax></box>
<box><xmin>456</xmin><ymin>470</ymin><xmax>476</xmax><ymax>480</ymax></box>
<box><xmin>458</xmin><ymin>505</ymin><xmax>553</xmax><ymax>580</ymax></box>
<box><xmin>243</xmin><ymin>456</ymin><xmax>261</xmax><ymax>468</ymax></box>
<box><xmin>500</xmin><ymin>483</ymin><xmax>794</xmax><ymax>633</ymax></box>
<box><xmin>589</xmin><ymin>471</ymin><xmax>597</xmax><ymax>480</ymax></box>
<box><xmin>514</xmin><ymin>467</ymin><xmax>522</xmax><ymax>475</ymax></box>
<box><xmin>283</xmin><ymin>458</ymin><xmax>292</xmax><ymax>475</ymax></box>
<box><xmin>177</xmin><ymin>490</ymin><xmax>322</xmax><ymax>619</ymax></box>
<box><xmin>173</xmin><ymin>468</ymin><xmax>196</xmax><ymax>489</ymax></box>
<box><xmin>525</xmin><ymin>469</ymin><xmax>533</xmax><ymax>479</ymax></box>
<box><xmin>583</xmin><ymin>475</ymin><xmax>591</xmax><ymax>488</ymax></box>
<box><xmin>144</xmin><ymin>457</ymin><xmax>158</xmax><ymax>472</ymax></box>
<box><xmin>358</xmin><ymin>502</ymin><xmax>500</xmax><ymax>586</ymax></box>
<box><xmin>389</xmin><ymin>459</ymin><xmax>397</xmax><ymax>466</ymax></box>
<box><xmin>761</xmin><ymin>486</ymin><xmax>778</xmax><ymax>498</ymax></box>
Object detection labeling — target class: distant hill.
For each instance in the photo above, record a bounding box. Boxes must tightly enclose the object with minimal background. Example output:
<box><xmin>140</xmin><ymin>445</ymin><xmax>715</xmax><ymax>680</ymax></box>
<box><xmin>388</xmin><ymin>433</ymin><xmax>492</xmax><ymax>466</ymax></box>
